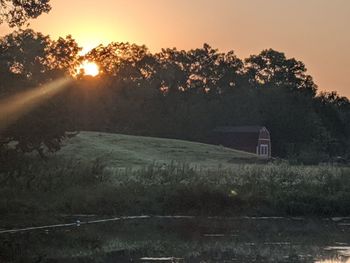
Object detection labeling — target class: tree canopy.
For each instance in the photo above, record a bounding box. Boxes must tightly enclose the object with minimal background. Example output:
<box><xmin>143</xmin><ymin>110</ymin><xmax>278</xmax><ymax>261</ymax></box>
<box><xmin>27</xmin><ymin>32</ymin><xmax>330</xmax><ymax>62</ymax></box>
<box><xmin>1</xmin><ymin>30</ymin><xmax>349</xmax><ymax>165</ymax></box>
<box><xmin>0</xmin><ymin>0</ymin><xmax>51</xmax><ymax>27</ymax></box>
<box><xmin>0</xmin><ymin>30</ymin><xmax>78</xmax><ymax>166</ymax></box>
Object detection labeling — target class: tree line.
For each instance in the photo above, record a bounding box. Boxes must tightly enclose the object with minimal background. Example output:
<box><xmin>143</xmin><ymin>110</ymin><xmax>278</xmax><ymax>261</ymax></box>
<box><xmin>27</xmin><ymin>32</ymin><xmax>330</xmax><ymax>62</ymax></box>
<box><xmin>0</xmin><ymin>29</ymin><xmax>349</xmax><ymax>165</ymax></box>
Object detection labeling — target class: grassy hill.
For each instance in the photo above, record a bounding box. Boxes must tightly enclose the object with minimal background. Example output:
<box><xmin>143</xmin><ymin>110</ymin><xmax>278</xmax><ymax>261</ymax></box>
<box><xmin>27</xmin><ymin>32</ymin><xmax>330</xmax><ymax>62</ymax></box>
<box><xmin>55</xmin><ymin>131</ymin><xmax>259</xmax><ymax>170</ymax></box>
<box><xmin>2</xmin><ymin>131</ymin><xmax>350</xmax><ymax>219</ymax></box>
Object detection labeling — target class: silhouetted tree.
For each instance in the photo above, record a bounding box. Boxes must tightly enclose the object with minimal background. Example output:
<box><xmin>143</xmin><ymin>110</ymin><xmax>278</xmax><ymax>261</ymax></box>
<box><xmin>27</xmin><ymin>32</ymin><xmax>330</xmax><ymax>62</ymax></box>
<box><xmin>0</xmin><ymin>29</ymin><xmax>50</xmax><ymax>89</ymax></box>
<box><xmin>1</xmin><ymin>30</ymin><xmax>348</xmax><ymax>164</ymax></box>
<box><xmin>245</xmin><ymin>49</ymin><xmax>317</xmax><ymax>96</ymax></box>
<box><xmin>314</xmin><ymin>91</ymin><xmax>350</xmax><ymax>157</ymax></box>
<box><xmin>45</xmin><ymin>35</ymin><xmax>82</xmax><ymax>76</ymax></box>
<box><xmin>84</xmin><ymin>42</ymin><xmax>149</xmax><ymax>77</ymax></box>
<box><xmin>0</xmin><ymin>30</ymin><xmax>78</xmax><ymax>162</ymax></box>
<box><xmin>0</xmin><ymin>0</ymin><xmax>51</xmax><ymax>27</ymax></box>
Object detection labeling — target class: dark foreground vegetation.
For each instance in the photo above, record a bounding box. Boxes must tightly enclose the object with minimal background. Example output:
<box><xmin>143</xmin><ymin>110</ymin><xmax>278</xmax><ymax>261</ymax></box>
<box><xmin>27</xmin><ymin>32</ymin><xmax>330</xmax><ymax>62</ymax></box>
<box><xmin>2</xmin><ymin>160</ymin><xmax>350</xmax><ymax>218</ymax></box>
<box><xmin>1</xmin><ymin>29</ymin><xmax>350</xmax><ymax>166</ymax></box>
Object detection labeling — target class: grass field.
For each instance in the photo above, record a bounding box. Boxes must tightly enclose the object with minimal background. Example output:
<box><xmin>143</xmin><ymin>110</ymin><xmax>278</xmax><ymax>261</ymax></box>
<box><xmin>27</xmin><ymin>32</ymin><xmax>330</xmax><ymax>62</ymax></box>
<box><xmin>1</xmin><ymin>131</ymin><xmax>350</xmax><ymax>219</ymax></box>
<box><xmin>54</xmin><ymin>131</ymin><xmax>259</xmax><ymax>170</ymax></box>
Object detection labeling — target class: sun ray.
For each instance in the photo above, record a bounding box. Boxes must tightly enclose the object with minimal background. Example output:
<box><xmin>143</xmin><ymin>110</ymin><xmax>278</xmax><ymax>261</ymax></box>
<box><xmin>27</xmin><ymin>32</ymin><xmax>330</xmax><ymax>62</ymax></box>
<box><xmin>0</xmin><ymin>77</ymin><xmax>72</xmax><ymax>132</ymax></box>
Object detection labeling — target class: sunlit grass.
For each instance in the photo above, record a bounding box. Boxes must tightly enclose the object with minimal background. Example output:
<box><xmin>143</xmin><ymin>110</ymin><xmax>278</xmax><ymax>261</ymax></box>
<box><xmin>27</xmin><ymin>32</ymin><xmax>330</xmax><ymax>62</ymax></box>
<box><xmin>54</xmin><ymin>131</ymin><xmax>258</xmax><ymax>171</ymax></box>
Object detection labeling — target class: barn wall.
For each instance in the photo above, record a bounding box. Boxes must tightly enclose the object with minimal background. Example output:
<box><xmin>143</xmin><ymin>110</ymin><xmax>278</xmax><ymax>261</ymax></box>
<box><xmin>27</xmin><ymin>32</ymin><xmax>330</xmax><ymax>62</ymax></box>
<box><xmin>209</xmin><ymin>132</ymin><xmax>259</xmax><ymax>154</ymax></box>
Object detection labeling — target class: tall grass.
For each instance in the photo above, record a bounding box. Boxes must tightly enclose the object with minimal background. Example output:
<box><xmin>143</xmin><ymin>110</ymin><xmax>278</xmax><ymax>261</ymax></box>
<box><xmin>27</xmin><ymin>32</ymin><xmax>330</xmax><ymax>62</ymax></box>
<box><xmin>1</xmin><ymin>159</ymin><xmax>350</xmax><ymax>217</ymax></box>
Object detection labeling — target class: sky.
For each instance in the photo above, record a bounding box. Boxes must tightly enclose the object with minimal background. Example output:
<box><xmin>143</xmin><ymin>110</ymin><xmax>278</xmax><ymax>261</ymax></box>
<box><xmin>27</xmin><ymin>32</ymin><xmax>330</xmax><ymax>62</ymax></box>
<box><xmin>0</xmin><ymin>0</ymin><xmax>349</xmax><ymax>97</ymax></box>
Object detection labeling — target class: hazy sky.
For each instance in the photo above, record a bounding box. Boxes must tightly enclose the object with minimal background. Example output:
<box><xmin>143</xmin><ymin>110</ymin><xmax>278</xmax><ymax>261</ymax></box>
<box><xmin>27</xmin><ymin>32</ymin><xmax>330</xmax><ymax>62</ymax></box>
<box><xmin>1</xmin><ymin>0</ymin><xmax>349</xmax><ymax>97</ymax></box>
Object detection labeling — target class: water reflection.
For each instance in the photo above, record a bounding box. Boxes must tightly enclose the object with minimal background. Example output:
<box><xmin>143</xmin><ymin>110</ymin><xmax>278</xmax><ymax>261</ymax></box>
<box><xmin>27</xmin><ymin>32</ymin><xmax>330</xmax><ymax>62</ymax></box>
<box><xmin>1</xmin><ymin>216</ymin><xmax>350</xmax><ymax>262</ymax></box>
<box><xmin>316</xmin><ymin>259</ymin><xmax>350</xmax><ymax>263</ymax></box>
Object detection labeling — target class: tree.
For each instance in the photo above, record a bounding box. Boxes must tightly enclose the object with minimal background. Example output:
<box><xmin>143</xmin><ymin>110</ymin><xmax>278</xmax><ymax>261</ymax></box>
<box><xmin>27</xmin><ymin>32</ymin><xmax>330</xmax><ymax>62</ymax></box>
<box><xmin>153</xmin><ymin>44</ymin><xmax>245</xmax><ymax>95</ymax></box>
<box><xmin>185</xmin><ymin>44</ymin><xmax>244</xmax><ymax>94</ymax></box>
<box><xmin>245</xmin><ymin>49</ymin><xmax>317</xmax><ymax>96</ymax></box>
<box><xmin>0</xmin><ymin>29</ymin><xmax>80</xmax><ymax>87</ymax></box>
<box><xmin>0</xmin><ymin>30</ymin><xmax>78</xmax><ymax>162</ymax></box>
<box><xmin>314</xmin><ymin>91</ymin><xmax>350</xmax><ymax>157</ymax></box>
<box><xmin>84</xmin><ymin>42</ymin><xmax>149</xmax><ymax>77</ymax></box>
<box><xmin>154</xmin><ymin>48</ymin><xmax>190</xmax><ymax>94</ymax></box>
<box><xmin>45</xmin><ymin>35</ymin><xmax>82</xmax><ymax>76</ymax></box>
<box><xmin>0</xmin><ymin>0</ymin><xmax>51</xmax><ymax>27</ymax></box>
<box><xmin>0</xmin><ymin>29</ymin><xmax>51</xmax><ymax>93</ymax></box>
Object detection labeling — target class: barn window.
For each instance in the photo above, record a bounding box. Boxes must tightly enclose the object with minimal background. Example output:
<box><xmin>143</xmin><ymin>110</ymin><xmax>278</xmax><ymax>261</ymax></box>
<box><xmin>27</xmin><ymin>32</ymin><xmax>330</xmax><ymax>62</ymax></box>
<box><xmin>260</xmin><ymin>144</ymin><xmax>268</xmax><ymax>156</ymax></box>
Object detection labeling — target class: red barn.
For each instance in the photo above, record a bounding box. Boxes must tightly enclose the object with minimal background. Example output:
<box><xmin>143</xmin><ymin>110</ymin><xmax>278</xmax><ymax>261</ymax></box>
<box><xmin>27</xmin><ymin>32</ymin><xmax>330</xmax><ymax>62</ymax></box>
<box><xmin>210</xmin><ymin>126</ymin><xmax>271</xmax><ymax>158</ymax></box>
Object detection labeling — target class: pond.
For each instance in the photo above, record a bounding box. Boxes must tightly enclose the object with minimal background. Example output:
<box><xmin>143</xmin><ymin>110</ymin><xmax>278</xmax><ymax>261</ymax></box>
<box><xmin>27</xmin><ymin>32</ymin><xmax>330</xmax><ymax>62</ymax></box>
<box><xmin>1</xmin><ymin>216</ymin><xmax>350</xmax><ymax>262</ymax></box>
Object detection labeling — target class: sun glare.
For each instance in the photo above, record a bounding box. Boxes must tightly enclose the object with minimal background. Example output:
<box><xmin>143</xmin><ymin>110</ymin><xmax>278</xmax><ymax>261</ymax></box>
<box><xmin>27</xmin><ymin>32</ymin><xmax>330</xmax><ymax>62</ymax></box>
<box><xmin>0</xmin><ymin>78</ymin><xmax>72</xmax><ymax>132</ymax></box>
<box><xmin>79</xmin><ymin>61</ymin><xmax>100</xmax><ymax>77</ymax></box>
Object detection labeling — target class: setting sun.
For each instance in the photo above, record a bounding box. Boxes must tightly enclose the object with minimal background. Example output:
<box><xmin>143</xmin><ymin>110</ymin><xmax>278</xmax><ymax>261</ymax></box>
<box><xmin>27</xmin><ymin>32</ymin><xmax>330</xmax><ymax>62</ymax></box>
<box><xmin>79</xmin><ymin>61</ymin><xmax>100</xmax><ymax>77</ymax></box>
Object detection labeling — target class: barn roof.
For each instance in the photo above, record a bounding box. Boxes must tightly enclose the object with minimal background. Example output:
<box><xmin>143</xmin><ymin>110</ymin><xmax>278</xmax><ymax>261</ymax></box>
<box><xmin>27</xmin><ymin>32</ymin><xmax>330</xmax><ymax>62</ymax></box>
<box><xmin>213</xmin><ymin>126</ymin><xmax>264</xmax><ymax>133</ymax></box>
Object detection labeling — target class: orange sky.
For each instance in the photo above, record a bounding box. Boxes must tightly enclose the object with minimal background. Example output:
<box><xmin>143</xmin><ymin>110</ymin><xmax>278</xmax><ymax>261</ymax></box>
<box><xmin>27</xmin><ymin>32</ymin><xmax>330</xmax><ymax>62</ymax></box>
<box><xmin>1</xmin><ymin>0</ymin><xmax>349</xmax><ymax>97</ymax></box>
